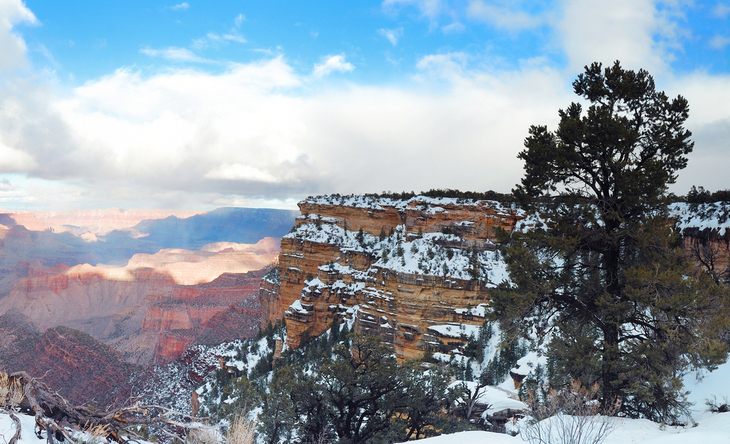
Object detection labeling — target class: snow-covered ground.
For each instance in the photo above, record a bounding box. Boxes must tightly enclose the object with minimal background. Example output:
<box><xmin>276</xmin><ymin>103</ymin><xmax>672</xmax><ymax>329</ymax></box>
<box><xmin>408</xmin><ymin>410</ymin><xmax>730</xmax><ymax>444</ymax></box>
<box><xmin>0</xmin><ymin>412</ymin><xmax>119</xmax><ymax>444</ymax></box>
<box><xmin>3</xmin><ymin>353</ymin><xmax>729</xmax><ymax>444</ymax></box>
<box><xmin>407</xmin><ymin>359</ymin><xmax>730</xmax><ymax>444</ymax></box>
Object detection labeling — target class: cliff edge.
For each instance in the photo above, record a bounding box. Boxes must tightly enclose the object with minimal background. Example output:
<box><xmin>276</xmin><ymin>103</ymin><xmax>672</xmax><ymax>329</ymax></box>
<box><xmin>260</xmin><ymin>195</ymin><xmax>524</xmax><ymax>359</ymax></box>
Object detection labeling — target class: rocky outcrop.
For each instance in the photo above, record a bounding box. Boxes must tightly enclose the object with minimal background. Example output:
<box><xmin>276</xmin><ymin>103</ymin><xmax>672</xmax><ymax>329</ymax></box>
<box><xmin>262</xmin><ymin>196</ymin><xmax>730</xmax><ymax>360</ymax></box>
<box><xmin>125</xmin><ymin>267</ymin><xmax>271</xmax><ymax>364</ymax></box>
<box><xmin>672</xmin><ymin>202</ymin><xmax>730</xmax><ymax>282</ymax></box>
<box><xmin>260</xmin><ymin>195</ymin><xmax>522</xmax><ymax>359</ymax></box>
<box><xmin>0</xmin><ymin>317</ymin><xmax>136</xmax><ymax>408</ymax></box>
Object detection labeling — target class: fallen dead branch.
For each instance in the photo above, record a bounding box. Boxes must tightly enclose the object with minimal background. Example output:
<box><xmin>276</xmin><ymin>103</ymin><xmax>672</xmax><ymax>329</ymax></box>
<box><xmin>8</xmin><ymin>371</ymin><xmax>205</xmax><ymax>443</ymax></box>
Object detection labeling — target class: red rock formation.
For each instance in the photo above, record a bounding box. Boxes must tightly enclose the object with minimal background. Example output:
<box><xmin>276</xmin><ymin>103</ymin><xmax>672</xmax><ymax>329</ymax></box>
<box><xmin>130</xmin><ymin>267</ymin><xmax>273</xmax><ymax>363</ymax></box>
<box><xmin>0</xmin><ymin>242</ymin><xmax>277</xmax><ymax>365</ymax></box>
<box><xmin>265</xmin><ymin>196</ymin><xmax>729</xmax><ymax>360</ymax></box>
<box><xmin>0</xmin><ymin>317</ymin><xmax>136</xmax><ymax>408</ymax></box>
<box><xmin>154</xmin><ymin>334</ymin><xmax>194</xmax><ymax>363</ymax></box>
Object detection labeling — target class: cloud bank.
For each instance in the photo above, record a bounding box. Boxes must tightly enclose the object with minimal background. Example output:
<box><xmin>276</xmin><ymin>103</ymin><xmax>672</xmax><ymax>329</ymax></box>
<box><xmin>0</xmin><ymin>0</ymin><xmax>728</xmax><ymax>211</ymax></box>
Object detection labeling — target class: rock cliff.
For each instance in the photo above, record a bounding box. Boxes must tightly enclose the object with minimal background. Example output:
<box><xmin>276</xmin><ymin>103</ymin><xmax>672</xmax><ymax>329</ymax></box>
<box><xmin>260</xmin><ymin>195</ymin><xmax>523</xmax><ymax>359</ymax></box>
<box><xmin>261</xmin><ymin>196</ymin><xmax>730</xmax><ymax>361</ymax></box>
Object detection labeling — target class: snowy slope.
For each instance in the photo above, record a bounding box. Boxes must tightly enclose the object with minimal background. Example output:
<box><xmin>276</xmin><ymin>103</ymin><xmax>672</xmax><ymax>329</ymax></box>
<box><xmin>407</xmin><ymin>359</ymin><xmax>730</xmax><ymax>444</ymax></box>
<box><xmin>408</xmin><ymin>411</ymin><xmax>730</xmax><ymax>444</ymax></box>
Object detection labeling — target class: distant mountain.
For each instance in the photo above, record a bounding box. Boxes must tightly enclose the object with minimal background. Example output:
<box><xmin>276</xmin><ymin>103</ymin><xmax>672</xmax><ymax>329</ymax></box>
<box><xmin>0</xmin><ymin>207</ymin><xmax>297</xmax><ymax>268</ymax></box>
<box><xmin>130</xmin><ymin>207</ymin><xmax>298</xmax><ymax>250</ymax></box>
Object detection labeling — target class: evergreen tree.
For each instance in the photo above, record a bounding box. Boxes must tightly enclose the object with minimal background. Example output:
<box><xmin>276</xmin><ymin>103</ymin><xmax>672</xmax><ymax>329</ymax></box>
<box><xmin>491</xmin><ymin>61</ymin><xmax>730</xmax><ymax>422</ymax></box>
<box><xmin>321</xmin><ymin>334</ymin><xmax>406</xmax><ymax>443</ymax></box>
<box><xmin>258</xmin><ymin>366</ymin><xmax>297</xmax><ymax>444</ymax></box>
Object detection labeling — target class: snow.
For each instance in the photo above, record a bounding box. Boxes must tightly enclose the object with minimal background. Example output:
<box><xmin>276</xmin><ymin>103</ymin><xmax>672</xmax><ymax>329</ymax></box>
<box><xmin>454</xmin><ymin>303</ymin><xmax>488</xmax><ymax>318</ymax></box>
<box><xmin>0</xmin><ymin>412</ymin><xmax>156</xmax><ymax>444</ymax></box>
<box><xmin>0</xmin><ymin>413</ymin><xmax>40</xmax><ymax>444</ymax></box>
<box><xmin>428</xmin><ymin>323</ymin><xmax>481</xmax><ymax>339</ymax></box>
<box><xmin>403</xmin><ymin>411</ymin><xmax>730</xmax><ymax>444</ymax></box>
<box><xmin>287</xmin><ymin>299</ymin><xmax>309</xmax><ymax>314</ymax></box>
<box><xmin>509</xmin><ymin>351</ymin><xmax>548</xmax><ymax>377</ymax></box>
<box><xmin>449</xmin><ymin>380</ymin><xmax>528</xmax><ymax>415</ymax></box>
<box><xmin>670</xmin><ymin>202</ymin><xmax>730</xmax><ymax>236</ymax></box>
<box><xmin>302</xmin><ymin>194</ymin><xmax>520</xmax><ymax>214</ymax></box>
<box><xmin>684</xmin><ymin>360</ymin><xmax>730</xmax><ymax>409</ymax></box>
<box><xmin>406</xmin><ymin>360</ymin><xmax>730</xmax><ymax>444</ymax></box>
<box><xmin>403</xmin><ymin>430</ymin><xmax>517</xmax><ymax>444</ymax></box>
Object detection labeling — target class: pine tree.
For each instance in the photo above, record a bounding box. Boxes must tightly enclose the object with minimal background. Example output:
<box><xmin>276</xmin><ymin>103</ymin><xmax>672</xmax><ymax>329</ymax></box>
<box><xmin>491</xmin><ymin>61</ymin><xmax>730</xmax><ymax>422</ymax></box>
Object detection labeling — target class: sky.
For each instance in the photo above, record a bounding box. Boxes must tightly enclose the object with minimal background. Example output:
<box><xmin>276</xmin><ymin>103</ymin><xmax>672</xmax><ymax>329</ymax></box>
<box><xmin>0</xmin><ymin>0</ymin><xmax>729</xmax><ymax>210</ymax></box>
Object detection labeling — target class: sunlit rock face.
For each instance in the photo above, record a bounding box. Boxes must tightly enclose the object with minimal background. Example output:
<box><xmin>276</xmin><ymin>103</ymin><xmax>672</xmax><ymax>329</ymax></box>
<box><xmin>260</xmin><ymin>195</ymin><xmax>524</xmax><ymax>359</ymax></box>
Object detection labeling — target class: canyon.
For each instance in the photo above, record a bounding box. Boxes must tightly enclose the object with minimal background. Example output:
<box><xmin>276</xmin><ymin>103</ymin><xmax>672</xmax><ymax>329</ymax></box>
<box><xmin>0</xmin><ymin>207</ymin><xmax>296</xmax><ymax>369</ymax></box>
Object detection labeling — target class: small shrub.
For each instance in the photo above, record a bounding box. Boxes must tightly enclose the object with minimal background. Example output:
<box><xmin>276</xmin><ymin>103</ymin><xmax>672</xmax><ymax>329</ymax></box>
<box><xmin>186</xmin><ymin>426</ymin><xmax>220</xmax><ymax>444</ymax></box>
<box><xmin>706</xmin><ymin>396</ymin><xmax>730</xmax><ymax>413</ymax></box>
<box><xmin>0</xmin><ymin>372</ymin><xmax>24</xmax><ymax>409</ymax></box>
<box><xmin>226</xmin><ymin>415</ymin><xmax>255</xmax><ymax>444</ymax></box>
<box><xmin>522</xmin><ymin>380</ymin><xmax>620</xmax><ymax>444</ymax></box>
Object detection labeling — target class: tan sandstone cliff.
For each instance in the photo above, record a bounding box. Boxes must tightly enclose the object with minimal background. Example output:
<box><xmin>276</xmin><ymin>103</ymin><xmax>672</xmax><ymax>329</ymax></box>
<box><xmin>261</xmin><ymin>197</ymin><xmax>730</xmax><ymax>361</ymax></box>
<box><xmin>260</xmin><ymin>195</ymin><xmax>523</xmax><ymax>360</ymax></box>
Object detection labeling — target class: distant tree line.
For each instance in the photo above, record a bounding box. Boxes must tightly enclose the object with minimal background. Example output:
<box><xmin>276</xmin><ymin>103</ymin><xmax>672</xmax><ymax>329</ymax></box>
<box><xmin>685</xmin><ymin>186</ymin><xmax>730</xmax><ymax>204</ymax></box>
<box><xmin>324</xmin><ymin>187</ymin><xmax>730</xmax><ymax>205</ymax></box>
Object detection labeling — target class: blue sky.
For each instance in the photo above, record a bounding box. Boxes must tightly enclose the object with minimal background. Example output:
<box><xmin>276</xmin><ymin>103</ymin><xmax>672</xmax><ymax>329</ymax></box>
<box><xmin>1</xmin><ymin>0</ymin><xmax>729</xmax><ymax>210</ymax></box>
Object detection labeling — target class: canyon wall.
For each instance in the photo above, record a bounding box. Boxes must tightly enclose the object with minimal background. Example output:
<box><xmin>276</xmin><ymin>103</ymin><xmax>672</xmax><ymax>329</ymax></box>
<box><xmin>260</xmin><ymin>195</ymin><xmax>523</xmax><ymax>360</ymax></box>
<box><xmin>261</xmin><ymin>196</ymin><xmax>730</xmax><ymax>361</ymax></box>
<box><xmin>0</xmin><ymin>241</ymin><xmax>278</xmax><ymax>365</ymax></box>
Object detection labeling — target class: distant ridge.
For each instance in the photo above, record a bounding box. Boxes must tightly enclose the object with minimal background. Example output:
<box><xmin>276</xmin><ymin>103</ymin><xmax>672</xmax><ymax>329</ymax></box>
<box><xmin>131</xmin><ymin>207</ymin><xmax>299</xmax><ymax>250</ymax></box>
<box><xmin>0</xmin><ymin>207</ymin><xmax>298</xmax><ymax>267</ymax></box>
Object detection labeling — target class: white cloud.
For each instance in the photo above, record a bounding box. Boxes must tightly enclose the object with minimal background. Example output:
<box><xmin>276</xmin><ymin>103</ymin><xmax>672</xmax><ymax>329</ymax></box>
<box><xmin>713</xmin><ymin>3</ymin><xmax>730</xmax><ymax>18</ymax></box>
<box><xmin>2</xmin><ymin>47</ymin><xmax>729</xmax><ymax>210</ymax></box>
<box><xmin>204</xmin><ymin>164</ymin><xmax>279</xmax><ymax>183</ymax></box>
<box><xmin>378</xmin><ymin>27</ymin><xmax>404</xmax><ymax>45</ymax></box>
<box><xmin>416</xmin><ymin>52</ymin><xmax>469</xmax><ymax>74</ymax></box>
<box><xmin>207</xmin><ymin>32</ymin><xmax>246</xmax><ymax>44</ymax></box>
<box><xmin>0</xmin><ymin>140</ymin><xmax>37</xmax><ymax>172</ymax></box>
<box><xmin>710</xmin><ymin>35</ymin><xmax>730</xmax><ymax>50</ymax></box>
<box><xmin>557</xmin><ymin>0</ymin><xmax>683</xmax><ymax>75</ymax></box>
<box><xmin>140</xmin><ymin>47</ymin><xmax>211</xmax><ymax>63</ymax></box>
<box><xmin>466</xmin><ymin>0</ymin><xmax>543</xmax><ymax>30</ymax></box>
<box><xmin>222</xmin><ymin>33</ymin><xmax>246</xmax><ymax>43</ymax></box>
<box><xmin>0</xmin><ymin>0</ymin><xmax>38</xmax><ymax>72</ymax></box>
<box><xmin>441</xmin><ymin>21</ymin><xmax>465</xmax><ymax>33</ymax></box>
<box><xmin>1</xmin><ymin>0</ymin><xmax>729</xmax><ymax>211</ymax></box>
<box><xmin>0</xmin><ymin>49</ymin><xmax>571</xmax><ymax>209</ymax></box>
<box><xmin>171</xmin><ymin>3</ymin><xmax>189</xmax><ymax>10</ymax></box>
<box><xmin>663</xmin><ymin>72</ymin><xmax>730</xmax><ymax>192</ymax></box>
<box><xmin>312</xmin><ymin>55</ymin><xmax>355</xmax><ymax>78</ymax></box>
<box><xmin>235</xmin><ymin>13</ymin><xmax>245</xmax><ymax>27</ymax></box>
<box><xmin>192</xmin><ymin>31</ymin><xmax>246</xmax><ymax>49</ymax></box>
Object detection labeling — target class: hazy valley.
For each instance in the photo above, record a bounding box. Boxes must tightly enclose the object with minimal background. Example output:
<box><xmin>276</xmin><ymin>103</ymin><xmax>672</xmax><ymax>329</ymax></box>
<box><xmin>0</xmin><ymin>207</ymin><xmax>296</xmax><ymax>405</ymax></box>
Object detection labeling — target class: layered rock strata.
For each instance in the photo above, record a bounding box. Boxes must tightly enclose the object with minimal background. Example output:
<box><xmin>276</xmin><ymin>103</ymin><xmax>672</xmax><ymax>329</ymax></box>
<box><xmin>260</xmin><ymin>195</ymin><xmax>523</xmax><ymax>359</ymax></box>
<box><xmin>262</xmin><ymin>197</ymin><xmax>730</xmax><ymax>361</ymax></box>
